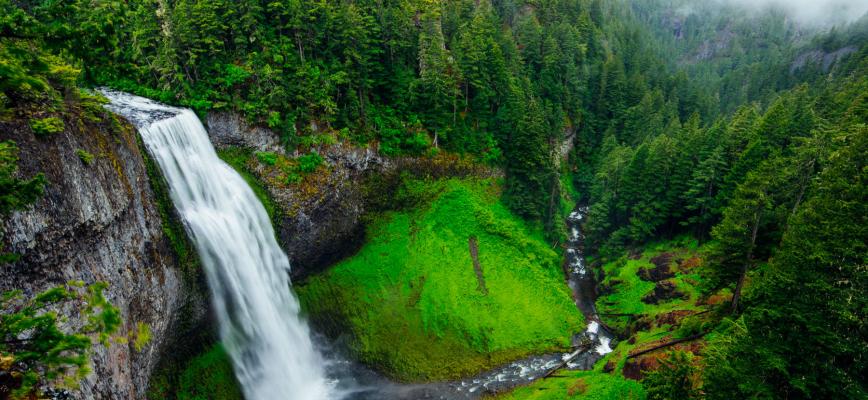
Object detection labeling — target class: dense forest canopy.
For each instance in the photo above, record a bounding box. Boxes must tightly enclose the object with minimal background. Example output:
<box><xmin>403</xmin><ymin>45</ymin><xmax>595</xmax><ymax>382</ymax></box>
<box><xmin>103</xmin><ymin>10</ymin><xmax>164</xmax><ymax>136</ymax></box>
<box><xmin>1</xmin><ymin>0</ymin><xmax>866</xmax><ymax>398</ymax></box>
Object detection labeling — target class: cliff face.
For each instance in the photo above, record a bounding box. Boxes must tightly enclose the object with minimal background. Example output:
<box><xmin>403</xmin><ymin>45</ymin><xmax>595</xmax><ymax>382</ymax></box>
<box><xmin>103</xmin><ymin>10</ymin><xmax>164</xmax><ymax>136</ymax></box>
<box><xmin>0</xmin><ymin>109</ymin><xmax>194</xmax><ymax>399</ymax></box>
<box><xmin>205</xmin><ymin>112</ymin><xmax>499</xmax><ymax>280</ymax></box>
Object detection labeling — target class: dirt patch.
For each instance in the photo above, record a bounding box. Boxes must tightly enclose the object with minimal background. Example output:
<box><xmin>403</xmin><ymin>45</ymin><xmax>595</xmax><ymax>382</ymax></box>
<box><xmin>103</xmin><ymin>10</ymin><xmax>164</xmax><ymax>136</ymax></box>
<box><xmin>623</xmin><ymin>354</ymin><xmax>663</xmax><ymax>380</ymax></box>
<box><xmin>697</xmin><ymin>291</ymin><xmax>731</xmax><ymax>307</ymax></box>
<box><xmin>679</xmin><ymin>256</ymin><xmax>702</xmax><ymax>270</ymax></box>
<box><xmin>623</xmin><ymin>340</ymin><xmax>705</xmax><ymax>380</ymax></box>
<box><xmin>567</xmin><ymin>379</ymin><xmax>588</xmax><ymax>396</ymax></box>
<box><xmin>655</xmin><ymin>310</ymin><xmax>693</xmax><ymax>327</ymax></box>
<box><xmin>642</xmin><ymin>280</ymin><xmax>687</xmax><ymax>305</ymax></box>
<box><xmin>639</xmin><ymin>254</ymin><xmax>675</xmax><ymax>282</ymax></box>
<box><xmin>468</xmin><ymin>236</ymin><xmax>488</xmax><ymax>295</ymax></box>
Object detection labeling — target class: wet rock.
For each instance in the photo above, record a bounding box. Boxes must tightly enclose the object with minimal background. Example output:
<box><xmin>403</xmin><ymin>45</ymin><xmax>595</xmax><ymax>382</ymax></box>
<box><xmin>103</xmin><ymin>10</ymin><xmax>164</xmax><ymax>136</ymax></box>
<box><xmin>642</xmin><ymin>280</ymin><xmax>687</xmax><ymax>305</ymax></box>
<box><xmin>0</xmin><ymin>114</ymin><xmax>194</xmax><ymax>399</ymax></box>
<box><xmin>206</xmin><ymin>111</ymin><xmax>285</xmax><ymax>154</ymax></box>
<box><xmin>603</xmin><ymin>360</ymin><xmax>616</xmax><ymax>373</ymax></box>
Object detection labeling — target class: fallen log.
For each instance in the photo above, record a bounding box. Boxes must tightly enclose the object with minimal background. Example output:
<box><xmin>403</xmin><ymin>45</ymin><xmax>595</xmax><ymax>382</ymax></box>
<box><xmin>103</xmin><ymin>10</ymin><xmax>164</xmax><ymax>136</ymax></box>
<box><xmin>541</xmin><ymin>343</ymin><xmax>592</xmax><ymax>379</ymax></box>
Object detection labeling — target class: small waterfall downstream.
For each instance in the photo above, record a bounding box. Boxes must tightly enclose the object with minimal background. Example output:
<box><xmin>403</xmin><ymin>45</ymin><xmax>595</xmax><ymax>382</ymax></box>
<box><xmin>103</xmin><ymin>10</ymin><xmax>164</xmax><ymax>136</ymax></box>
<box><xmin>101</xmin><ymin>91</ymin><xmax>333</xmax><ymax>400</ymax></box>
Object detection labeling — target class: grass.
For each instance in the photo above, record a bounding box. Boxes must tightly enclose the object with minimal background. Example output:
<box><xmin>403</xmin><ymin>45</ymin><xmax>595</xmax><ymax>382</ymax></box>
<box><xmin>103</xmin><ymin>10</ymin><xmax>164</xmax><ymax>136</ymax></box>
<box><xmin>494</xmin><ymin>368</ymin><xmax>646</xmax><ymax>400</ymax></box>
<box><xmin>175</xmin><ymin>345</ymin><xmax>242</xmax><ymax>400</ymax></box>
<box><xmin>297</xmin><ymin>178</ymin><xmax>584</xmax><ymax>381</ymax></box>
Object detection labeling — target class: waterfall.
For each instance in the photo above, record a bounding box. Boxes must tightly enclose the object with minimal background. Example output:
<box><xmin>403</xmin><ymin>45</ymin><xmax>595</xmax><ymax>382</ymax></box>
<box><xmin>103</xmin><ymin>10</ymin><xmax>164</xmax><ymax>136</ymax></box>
<box><xmin>101</xmin><ymin>91</ymin><xmax>333</xmax><ymax>400</ymax></box>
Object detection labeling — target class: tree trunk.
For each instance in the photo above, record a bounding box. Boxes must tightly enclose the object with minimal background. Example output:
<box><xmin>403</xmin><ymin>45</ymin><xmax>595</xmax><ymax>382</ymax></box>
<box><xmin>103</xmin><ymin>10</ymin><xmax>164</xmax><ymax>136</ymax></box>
<box><xmin>731</xmin><ymin>211</ymin><xmax>760</xmax><ymax>314</ymax></box>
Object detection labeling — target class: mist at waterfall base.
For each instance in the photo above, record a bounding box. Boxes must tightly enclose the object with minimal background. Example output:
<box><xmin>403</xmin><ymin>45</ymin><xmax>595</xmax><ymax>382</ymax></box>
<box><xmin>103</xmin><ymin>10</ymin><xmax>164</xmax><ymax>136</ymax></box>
<box><xmin>101</xmin><ymin>91</ymin><xmax>341</xmax><ymax>400</ymax></box>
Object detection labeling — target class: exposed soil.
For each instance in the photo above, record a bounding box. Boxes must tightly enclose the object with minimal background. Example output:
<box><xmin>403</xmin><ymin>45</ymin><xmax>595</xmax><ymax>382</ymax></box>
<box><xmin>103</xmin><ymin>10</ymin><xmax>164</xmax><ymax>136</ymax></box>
<box><xmin>655</xmin><ymin>310</ymin><xmax>693</xmax><ymax>328</ymax></box>
<box><xmin>642</xmin><ymin>280</ymin><xmax>687</xmax><ymax>305</ymax></box>
<box><xmin>468</xmin><ymin>236</ymin><xmax>488</xmax><ymax>295</ymax></box>
<box><xmin>639</xmin><ymin>253</ymin><xmax>675</xmax><ymax>282</ymax></box>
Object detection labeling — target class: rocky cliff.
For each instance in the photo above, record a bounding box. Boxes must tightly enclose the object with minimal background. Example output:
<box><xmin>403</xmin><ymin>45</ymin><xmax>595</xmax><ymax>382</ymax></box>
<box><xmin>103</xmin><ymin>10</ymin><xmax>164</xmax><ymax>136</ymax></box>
<box><xmin>205</xmin><ymin>112</ymin><xmax>499</xmax><ymax>280</ymax></box>
<box><xmin>0</xmin><ymin>107</ymin><xmax>201</xmax><ymax>399</ymax></box>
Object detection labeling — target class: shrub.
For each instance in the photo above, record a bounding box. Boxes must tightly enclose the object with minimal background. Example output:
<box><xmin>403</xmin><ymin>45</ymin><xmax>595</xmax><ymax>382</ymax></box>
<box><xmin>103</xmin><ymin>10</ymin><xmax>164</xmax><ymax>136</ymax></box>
<box><xmin>297</xmin><ymin>151</ymin><xmax>323</xmax><ymax>173</ymax></box>
<box><xmin>0</xmin><ymin>282</ymin><xmax>119</xmax><ymax>398</ymax></box>
<box><xmin>285</xmin><ymin>172</ymin><xmax>302</xmax><ymax>184</ymax></box>
<box><xmin>29</xmin><ymin>117</ymin><xmax>64</xmax><ymax>137</ymax></box>
<box><xmin>0</xmin><ymin>141</ymin><xmax>46</xmax><ymax>215</ymax></box>
<box><xmin>76</xmin><ymin>149</ymin><xmax>95</xmax><ymax>165</ymax></box>
<box><xmin>255</xmin><ymin>151</ymin><xmax>278</xmax><ymax>166</ymax></box>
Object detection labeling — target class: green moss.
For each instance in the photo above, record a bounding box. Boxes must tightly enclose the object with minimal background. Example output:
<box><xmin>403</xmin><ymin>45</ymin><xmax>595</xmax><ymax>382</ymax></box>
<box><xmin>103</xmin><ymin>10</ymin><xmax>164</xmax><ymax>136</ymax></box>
<box><xmin>29</xmin><ymin>117</ymin><xmax>64</xmax><ymax>137</ymax></box>
<box><xmin>217</xmin><ymin>147</ymin><xmax>279</xmax><ymax>223</ymax></box>
<box><xmin>175</xmin><ymin>344</ymin><xmax>242</xmax><ymax>400</ymax></box>
<box><xmin>596</xmin><ymin>236</ymin><xmax>707</xmax><ymax>332</ymax></box>
<box><xmin>297</xmin><ymin>178</ymin><xmax>583</xmax><ymax>381</ymax></box>
<box><xmin>254</xmin><ymin>151</ymin><xmax>278</xmax><ymax>166</ymax></box>
<box><xmin>75</xmin><ymin>149</ymin><xmax>95</xmax><ymax>165</ymax></box>
<box><xmin>133</xmin><ymin>322</ymin><xmax>152</xmax><ymax>352</ymax></box>
<box><xmin>141</xmin><ymin>136</ymin><xmax>199</xmax><ymax>276</ymax></box>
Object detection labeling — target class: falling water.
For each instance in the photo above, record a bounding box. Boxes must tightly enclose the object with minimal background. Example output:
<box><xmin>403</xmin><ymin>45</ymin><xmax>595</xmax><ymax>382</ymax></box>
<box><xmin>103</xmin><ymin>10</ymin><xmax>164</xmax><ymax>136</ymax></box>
<box><xmin>101</xmin><ymin>91</ymin><xmax>333</xmax><ymax>400</ymax></box>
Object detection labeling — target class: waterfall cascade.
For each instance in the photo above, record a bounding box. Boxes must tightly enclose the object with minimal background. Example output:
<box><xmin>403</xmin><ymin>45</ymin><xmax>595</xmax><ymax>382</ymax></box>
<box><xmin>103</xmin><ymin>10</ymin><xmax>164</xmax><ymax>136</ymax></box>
<box><xmin>101</xmin><ymin>91</ymin><xmax>333</xmax><ymax>400</ymax></box>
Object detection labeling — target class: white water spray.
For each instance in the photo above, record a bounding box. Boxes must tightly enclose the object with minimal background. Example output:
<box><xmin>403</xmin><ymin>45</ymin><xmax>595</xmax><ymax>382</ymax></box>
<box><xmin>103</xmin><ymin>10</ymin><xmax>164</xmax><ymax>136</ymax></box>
<box><xmin>101</xmin><ymin>91</ymin><xmax>332</xmax><ymax>400</ymax></box>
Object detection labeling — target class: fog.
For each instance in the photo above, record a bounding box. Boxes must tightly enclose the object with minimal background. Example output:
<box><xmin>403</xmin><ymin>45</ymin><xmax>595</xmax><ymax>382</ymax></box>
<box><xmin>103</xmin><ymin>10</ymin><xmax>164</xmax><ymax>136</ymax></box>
<box><xmin>716</xmin><ymin>0</ymin><xmax>868</xmax><ymax>26</ymax></box>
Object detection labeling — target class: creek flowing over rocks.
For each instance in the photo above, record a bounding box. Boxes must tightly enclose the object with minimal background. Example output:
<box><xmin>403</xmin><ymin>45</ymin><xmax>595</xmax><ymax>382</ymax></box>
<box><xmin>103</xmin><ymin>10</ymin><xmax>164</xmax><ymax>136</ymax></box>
<box><xmin>101</xmin><ymin>91</ymin><xmax>335</xmax><ymax>400</ymax></box>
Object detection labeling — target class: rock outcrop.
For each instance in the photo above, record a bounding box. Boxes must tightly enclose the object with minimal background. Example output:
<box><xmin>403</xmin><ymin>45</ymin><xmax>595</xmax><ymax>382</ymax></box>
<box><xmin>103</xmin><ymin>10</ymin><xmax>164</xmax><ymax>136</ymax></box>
<box><xmin>0</xmin><ymin>109</ymin><xmax>198</xmax><ymax>399</ymax></box>
<box><xmin>206</xmin><ymin>111</ymin><xmax>499</xmax><ymax>280</ymax></box>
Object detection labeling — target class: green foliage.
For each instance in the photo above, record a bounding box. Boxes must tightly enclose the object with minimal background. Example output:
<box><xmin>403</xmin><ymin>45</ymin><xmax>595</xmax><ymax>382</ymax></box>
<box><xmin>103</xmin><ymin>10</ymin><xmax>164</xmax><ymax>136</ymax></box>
<box><xmin>175</xmin><ymin>345</ymin><xmax>242</xmax><ymax>400</ymax></box>
<box><xmin>75</xmin><ymin>149</ymin><xmax>95</xmax><ymax>165</ymax></box>
<box><xmin>296</xmin><ymin>151</ymin><xmax>323</xmax><ymax>173</ymax></box>
<box><xmin>499</xmin><ymin>369</ymin><xmax>646</xmax><ymax>400</ymax></box>
<box><xmin>297</xmin><ymin>179</ymin><xmax>582</xmax><ymax>380</ymax></box>
<box><xmin>643</xmin><ymin>351</ymin><xmax>700</xmax><ymax>400</ymax></box>
<box><xmin>702</xmin><ymin>123</ymin><xmax>867</xmax><ymax>399</ymax></box>
<box><xmin>133</xmin><ymin>322</ymin><xmax>152</xmax><ymax>352</ymax></box>
<box><xmin>29</xmin><ymin>117</ymin><xmax>64</xmax><ymax>137</ymax></box>
<box><xmin>596</xmin><ymin>237</ymin><xmax>706</xmax><ymax>332</ymax></box>
<box><xmin>254</xmin><ymin>151</ymin><xmax>277</xmax><ymax>166</ymax></box>
<box><xmin>0</xmin><ymin>283</ymin><xmax>119</xmax><ymax>398</ymax></box>
<box><xmin>0</xmin><ymin>140</ymin><xmax>45</xmax><ymax>216</ymax></box>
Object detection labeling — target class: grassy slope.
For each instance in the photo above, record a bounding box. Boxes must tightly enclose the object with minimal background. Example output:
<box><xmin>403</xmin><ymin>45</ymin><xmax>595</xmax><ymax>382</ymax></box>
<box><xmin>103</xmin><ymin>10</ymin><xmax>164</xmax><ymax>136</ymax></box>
<box><xmin>298</xmin><ymin>178</ymin><xmax>584</xmax><ymax>381</ymax></box>
<box><xmin>496</xmin><ymin>237</ymin><xmax>710</xmax><ymax>399</ymax></box>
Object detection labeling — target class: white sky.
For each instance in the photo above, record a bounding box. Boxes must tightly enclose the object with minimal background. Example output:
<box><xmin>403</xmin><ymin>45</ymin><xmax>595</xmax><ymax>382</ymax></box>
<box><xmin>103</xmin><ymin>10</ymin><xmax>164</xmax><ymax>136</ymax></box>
<box><xmin>717</xmin><ymin>0</ymin><xmax>868</xmax><ymax>25</ymax></box>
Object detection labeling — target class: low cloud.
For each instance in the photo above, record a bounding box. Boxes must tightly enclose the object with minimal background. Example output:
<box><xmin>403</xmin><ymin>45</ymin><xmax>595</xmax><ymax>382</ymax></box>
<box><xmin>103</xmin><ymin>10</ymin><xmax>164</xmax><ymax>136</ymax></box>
<box><xmin>716</xmin><ymin>0</ymin><xmax>868</xmax><ymax>26</ymax></box>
